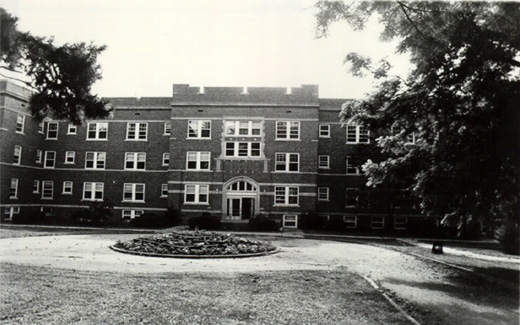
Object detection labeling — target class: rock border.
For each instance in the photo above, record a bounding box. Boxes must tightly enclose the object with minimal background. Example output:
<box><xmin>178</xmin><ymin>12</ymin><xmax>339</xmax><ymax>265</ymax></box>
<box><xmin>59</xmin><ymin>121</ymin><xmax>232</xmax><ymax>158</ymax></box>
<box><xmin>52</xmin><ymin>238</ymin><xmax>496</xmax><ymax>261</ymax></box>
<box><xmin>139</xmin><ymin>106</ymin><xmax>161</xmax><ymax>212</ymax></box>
<box><xmin>109</xmin><ymin>245</ymin><xmax>280</xmax><ymax>259</ymax></box>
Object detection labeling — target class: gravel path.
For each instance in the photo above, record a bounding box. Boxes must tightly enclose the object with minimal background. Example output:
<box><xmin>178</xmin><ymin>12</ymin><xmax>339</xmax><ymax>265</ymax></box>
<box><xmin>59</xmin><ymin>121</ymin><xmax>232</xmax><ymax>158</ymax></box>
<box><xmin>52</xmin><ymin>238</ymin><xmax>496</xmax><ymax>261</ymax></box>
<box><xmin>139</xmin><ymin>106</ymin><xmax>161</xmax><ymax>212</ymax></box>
<box><xmin>1</xmin><ymin>234</ymin><xmax>518</xmax><ymax>325</ymax></box>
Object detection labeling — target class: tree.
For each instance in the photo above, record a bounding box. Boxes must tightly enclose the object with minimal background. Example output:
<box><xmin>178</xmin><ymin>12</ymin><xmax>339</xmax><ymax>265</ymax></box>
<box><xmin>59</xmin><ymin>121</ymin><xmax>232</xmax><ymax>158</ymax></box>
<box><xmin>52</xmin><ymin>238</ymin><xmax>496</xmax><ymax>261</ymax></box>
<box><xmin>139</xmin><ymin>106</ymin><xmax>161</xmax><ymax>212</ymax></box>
<box><xmin>0</xmin><ymin>8</ymin><xmax>110</xmax><ymax>124</ymax></box>
<box><xmin>315</xmin><ymin>1</ymin><xmax>520</xmax><ymax>242</ymax></box>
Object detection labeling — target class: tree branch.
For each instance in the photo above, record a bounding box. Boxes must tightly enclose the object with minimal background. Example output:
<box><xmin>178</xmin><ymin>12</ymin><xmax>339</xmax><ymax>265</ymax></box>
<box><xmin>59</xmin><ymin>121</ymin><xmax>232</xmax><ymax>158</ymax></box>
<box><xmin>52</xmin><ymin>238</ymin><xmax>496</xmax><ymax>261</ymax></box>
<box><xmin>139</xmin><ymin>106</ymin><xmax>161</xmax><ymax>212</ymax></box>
<box><xmin>396</xmin><ymin>1</ymin><xmax>424</xmax><ymax>37</ymax></box>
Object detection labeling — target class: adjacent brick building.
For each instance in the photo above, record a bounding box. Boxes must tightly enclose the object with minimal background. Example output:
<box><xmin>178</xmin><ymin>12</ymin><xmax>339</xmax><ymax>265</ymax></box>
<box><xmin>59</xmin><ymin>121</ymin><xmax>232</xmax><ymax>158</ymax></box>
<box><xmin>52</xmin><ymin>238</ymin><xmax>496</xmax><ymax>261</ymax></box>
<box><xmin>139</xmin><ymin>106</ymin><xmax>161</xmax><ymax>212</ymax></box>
<box><xmin>1</xmin><ymin>80</ymin><xmax>432</xmax><ymax>231</ymax></box>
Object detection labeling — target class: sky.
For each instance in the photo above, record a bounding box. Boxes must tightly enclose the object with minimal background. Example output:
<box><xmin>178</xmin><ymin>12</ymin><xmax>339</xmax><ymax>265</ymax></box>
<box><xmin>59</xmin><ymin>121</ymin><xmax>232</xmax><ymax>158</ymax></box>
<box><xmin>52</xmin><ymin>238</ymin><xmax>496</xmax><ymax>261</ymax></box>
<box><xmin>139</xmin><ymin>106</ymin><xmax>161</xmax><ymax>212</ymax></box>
<box><xmin>2</xmin><ymin>0</ymin><xmax>412</xmax><ymax>99</ymax></box>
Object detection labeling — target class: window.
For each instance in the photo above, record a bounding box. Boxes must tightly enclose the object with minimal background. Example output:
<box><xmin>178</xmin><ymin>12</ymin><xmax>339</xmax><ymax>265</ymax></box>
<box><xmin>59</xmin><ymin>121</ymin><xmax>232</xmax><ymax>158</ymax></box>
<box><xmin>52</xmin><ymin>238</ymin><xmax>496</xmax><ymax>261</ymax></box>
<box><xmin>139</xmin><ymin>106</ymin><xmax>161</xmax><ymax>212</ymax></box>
<box><xmin>371</xmin><ymin>216</ymin><xmax>385</xmax><ymax>229</ymax></box>
<box><xmin>187</xmin><ymin>120</ymin><xmax>211</xmax><ymax>139</ymax></box>
<box><xmin>224</xmin><ymin>121</ymin><xmax>262</xmax><ymax>136</ymax></box>
<box><xmin>275</xmin><ymin>153</ymin><xmax>299</xmax><ymax>172</ymax></box>
<box><xmin>126</xmin><ymin>122</ymin><xmax>148</xmax><ymax>140</ymax></box>
<box><xmin>186</xmin><ymin>152</ymin><xmax>210</xmax><ymax>170</ymax></box>
<box><xmin>346</xmin><ymin>157</ymin><xmax>360</xmax><ymax>175</ymax></box>
<box><xmin>184</xmin><ymin>184</ymin><xmax>209</xmax><ymax>204</ymax></box>
<box><xmin>16</xmin><ymin>115</ymin><xmax>25</xmax><ymax>133</ymax></box>
<box><xmin>13</xmin><ymin>146</ymin><xmax>21</xmax><ymax>165</ymax></box>
<box><xmin>319</xmin><ymin>125</ymin><xmax>330</xmax><ymax>137</ymax></box>
<box><xmin>47</xmin><ymin>122</ymin><xmax>58</xmax><ymax>139</ymax></box>
<box><xmin>36</xmin><ymin>150</ymin><xmax>42</xmax><ymax>163</ymax></box>
<box><xmin>83</xmin><ymin>182</ymin><xmax>104</xmax><ymax>201</ymax></box>
<box><xmin>122</xmin><ymin>210</ymin><xmax>143</xmax><ymax>220</ymax></box>
<box><xmin>274</xmin><ymin>186</ymin><xmax>299</xmax><ymax>206</ymax></box>
<box><xmin>44</xmin><ymin>151</ymin><xmax>56</xmax><ymax>168</ymax></box>
<box><xmin>33</xmin><ymin>180</ymin><xmax>40</xmax><ymax>193</ymax></box>
<box><xmin>63</xmin><ymin>181</ymin><xmax>73</xmax><ymax>194</ymax></box>
<box><xmin>346</xmin><ymin>188</ymin><xmax>359</xmax><ymax>207</ymax></box>
<box><xmin>65</xmin><ymin>151</ymin><xmax>75</xmax><ymax>164</ymax></box>
<box><xmin>123</xmin><ymin>183</ymin><xmax>145</xmax><ymax>202</ymax></box>
<box><xmin>4</xmin><ymin>207</ymin><xmax>20</xmax><ymax>220</ymax></box>
<box><xmin>346</xmin><ymin>125</ymin><xmax>369</xmax><ymax>144</ymax></box>
<box><xmin>85</xmin><ymin>152</ymin><xmax>106</xmax><ymax>169</ymax></box>
<box><xmin>318</xmin><ymin>155</ymin><xmax>329</xmax><ymax>169</ymax></box>
<box><xmin>394</xmin><ymin>217</ymin><xmax>407</xmax><ymax>230</ymax></box>
<box><xmin>161</xmin><ymin>184</ymin><xmax>168</xmax><ymax>197</ymax></box>
<box><xmin>10</xmin><ymin>178</ymin><xmax>18</xmax><ymax>198</ymax></box>
<box><xmin>67</xmin><ymin>123</ymin><xmax>77</xmax><ymax>134</ymax></box>
<box><xmin>225</xmin><ymin>142</ymin><xmax>261</xmax><ymax>157</ymax></box>
<box><xmin>42</xmin><ymin>181</ymin><xmax>54</xmax><ymax>199</ymax></box>
<box><xmin>344</xmin><ymin>216</ymin><xmax>358</xmax><ymax>229</ymax></box>
<box><xmin>162</xmin><ymin>153</ymin><xmax>170</xmax><ymax>166</ymax></box>
<box><xmin>124</xmin><ymin>152</ymin><xmax>146</xmax><ymax>170</ymax></box>
<box><xmin>164</xmin><ymin>122</ymin><xmax>172</xmax><ymax>135</ymax></box>
<box><xmin>318</xmin><ymin>187</ymin><xmax>329</xmax><ymax>201</ymax></box>
<box><xmin>37</xmin><ymin>121</ymin><xmax>44</xmax><ymax>134</ymax></box>
<box><xmin>87</xmin><ymin>122</ymin><xmax>108</xmax><ymax>140</ymax></box>
<box><xmin>283</xmin><ymin>215</ymin><xmax>298</xmax><ymax>228</ymax></box>
<box><xmin>276</xmin><ymin>121</ymin><xmax>300</xmax><ymax>140</ymax></box>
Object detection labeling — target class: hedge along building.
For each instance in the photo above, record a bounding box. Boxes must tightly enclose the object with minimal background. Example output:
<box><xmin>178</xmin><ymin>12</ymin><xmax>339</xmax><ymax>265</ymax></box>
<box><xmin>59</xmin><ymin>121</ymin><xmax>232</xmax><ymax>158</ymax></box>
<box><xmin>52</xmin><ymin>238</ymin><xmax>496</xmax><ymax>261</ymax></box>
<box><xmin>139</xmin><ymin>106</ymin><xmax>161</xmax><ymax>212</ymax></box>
<box><xmin>1</xmin><ymin>80</ymin><xmax>431</xmax><ymax>231</ymax></box>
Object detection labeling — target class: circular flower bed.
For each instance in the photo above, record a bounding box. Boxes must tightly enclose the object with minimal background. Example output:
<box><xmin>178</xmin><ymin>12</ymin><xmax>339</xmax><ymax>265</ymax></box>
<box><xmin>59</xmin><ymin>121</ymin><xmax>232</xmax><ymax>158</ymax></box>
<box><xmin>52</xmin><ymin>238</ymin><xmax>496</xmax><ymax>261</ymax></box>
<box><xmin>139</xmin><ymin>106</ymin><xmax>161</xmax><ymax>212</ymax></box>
<box><xmin>111</xmin><ymin>231</ymin><xmax>279</xmax><ymax>258</ymax></box>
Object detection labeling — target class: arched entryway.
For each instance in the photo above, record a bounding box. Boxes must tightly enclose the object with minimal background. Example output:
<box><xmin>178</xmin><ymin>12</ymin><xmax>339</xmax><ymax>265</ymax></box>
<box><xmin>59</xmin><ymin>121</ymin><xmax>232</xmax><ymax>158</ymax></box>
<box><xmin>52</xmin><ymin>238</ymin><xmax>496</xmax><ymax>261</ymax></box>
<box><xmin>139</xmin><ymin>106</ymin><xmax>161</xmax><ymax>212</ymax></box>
<box><xmin>222</xmin><ymin>177</ymin><xmax>260</xmax><ymax>220</ymax></box>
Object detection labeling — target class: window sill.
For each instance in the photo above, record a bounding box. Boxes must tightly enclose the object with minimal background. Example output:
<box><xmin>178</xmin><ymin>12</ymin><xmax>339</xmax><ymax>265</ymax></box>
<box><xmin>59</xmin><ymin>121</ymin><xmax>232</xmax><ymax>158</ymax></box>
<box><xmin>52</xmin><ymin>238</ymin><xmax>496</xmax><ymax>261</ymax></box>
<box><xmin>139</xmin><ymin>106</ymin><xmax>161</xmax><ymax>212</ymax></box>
<box><xmin>122</xmin><ymin>200</ymin><xmax>145</xmax><ymax>203</ymax></box>
<box><xmin>41</xmin><ymin>198</ymin><xmax>54</xmax><ymax>200</ymax></box>
<box><xmin>9</xmin><ymin>197</ymin><xmax>18</xmax><ymax>200</ymax></box>
<box><xmin>183</xmin><ymin>202</ymin><xmax>209</xmax><ymax>205</ymax></box>
<box><xmin>81</xmin><ymin>199</ymin><xmax>104</xmax><ymax>202</ymax></box>
<box><xmin>185</xmin><ymin>138</ymin><xmax>212</xmax><ymax>140</ymax></box>
<box><xmin>274</xmin><ymin>139</ymin><xmax>300</xmax><ymax>141</ymax></box>
<box><xmin>86</xmin><ymin>139</ymin><xmax>108</xmax><ymax>141</ymax></box>
<box><xmin>64</xmin><ymin>162</ymin><xmax>75</xmax><ymax>165</ymax></box>
<box><xmin>160</xmin><ymin>195</ymin><xmax>168</xmax><ymax>198</ymax></box>
<box><xmin>45</xmin><ymin>138</ymin><xmax>58</xmax><ymax>141</ymax></box>
<box><xmin>62</xmin><ymin>193</ymin><xmax>73</xmax><ymax>195</ymax></box>
<box><xmin>273</xmin><ymin>204</ymin><xmax>300</xmax><ymax>207</ymax></box>
<box><xmin>125</xmin><ymin>139</ymin><xmax>148</xmax><ymax>142</ymax></box>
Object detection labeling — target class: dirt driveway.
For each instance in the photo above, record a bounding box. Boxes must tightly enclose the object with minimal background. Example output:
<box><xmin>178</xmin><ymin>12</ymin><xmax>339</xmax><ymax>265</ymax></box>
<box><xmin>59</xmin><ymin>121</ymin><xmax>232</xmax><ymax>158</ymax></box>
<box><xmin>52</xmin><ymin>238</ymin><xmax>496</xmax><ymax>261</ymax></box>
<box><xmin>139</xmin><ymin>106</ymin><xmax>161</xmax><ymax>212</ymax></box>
<box><xmin>1</xmin><ymin>233</ymin><xmax>518</xmax><ymax>325</ymax></box>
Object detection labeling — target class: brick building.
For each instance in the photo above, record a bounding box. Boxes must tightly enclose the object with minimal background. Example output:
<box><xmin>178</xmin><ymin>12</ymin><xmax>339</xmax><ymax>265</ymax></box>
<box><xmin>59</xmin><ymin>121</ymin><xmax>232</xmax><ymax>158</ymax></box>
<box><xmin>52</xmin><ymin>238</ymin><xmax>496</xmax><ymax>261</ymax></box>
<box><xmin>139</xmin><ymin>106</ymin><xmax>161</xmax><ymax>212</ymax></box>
<box><xmin>1</xmin><ymin>80</ymin><xmax>433</xmax><ymax>231</ymax></box>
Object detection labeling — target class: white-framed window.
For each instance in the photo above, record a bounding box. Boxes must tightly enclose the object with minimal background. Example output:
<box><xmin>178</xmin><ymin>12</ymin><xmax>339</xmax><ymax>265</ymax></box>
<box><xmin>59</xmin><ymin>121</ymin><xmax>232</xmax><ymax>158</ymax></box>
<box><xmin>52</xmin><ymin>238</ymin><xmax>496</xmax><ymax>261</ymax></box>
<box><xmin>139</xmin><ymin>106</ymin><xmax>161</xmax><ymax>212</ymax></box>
<box><xmin>283</xmin><ymin>215</ymin><xmax>298</xmax><ymax>228</ymax></box>
<box><xmin>371</xmin><ymin>216</ymin><xmax>385</xmax><ymax>229</ymax></box>
<box><xmin>224</xmin><ymin>120</ymin><xmax>262</xmax><ymax>136</ymax></box>
<box><xmin>186</xmin><ymin>152</ymin><xmax>210</xmax><ymax>170</ymax></box>
<box><xmin>318</xmin><ymin>187</ymin><xmax>329</xmax><ymax>201</ymax></box>
<box><xmin>122</xmin><ymin>210</ymin><xmax>143</xmax><ymax>220</ymax></box>
<box><xmin>65</xmin><ymin>151</ymin><xmax>75</xmax><ymax>164</ymax></box>
<box><xmin>13</xmin><ymin>146</ymin><xmax>21</xmax><ymax>165</ymax></box>
<box><xmin>62</xmin><ymin>181</ymin><xmax>73</xmax><ymax>194</ymax></box>
<box><xmin>344</xmin><ymin>216</ymin><xmax>358</xmax><ymax>229</ymax></box>
<box><xmin>15</xmin><ymin>115</ymin><xmax>25</xmax><ymax>133</ymax></box>
<box><xmin>392</xmin><ymin>126</ymin><xmax>416</xmax><ymax>145</ymax></box>
<box><xmin>36</xmin><ymin>150</ymin><xmax>42</xmax><ymax>163</ymax></box>
<box><xmin>346</xmin><ymin>157</ymin><xmax>360</xmax><ymax>175</ymax></box>
<box><xmin>85</xmin><ymin>152</ymin><xmax>106</xmax><ymax>169</ymax></box>
<box><xmin>10</xmin><ymin>178</ymin><xmax>18</xmax><ymax>199</ymax></box>
<box><xmin>184</xmin><ymin>184</ymin><xmax>209</xmax><ymax>204</ymax></box>
<box><xmin>4</xmin><ymin>207</ymin><xmax>20</xmax><ymax>220</ymax></box>
<box><xmin>274</xmin><ymin>153</ymin><xmax>299</xmax><ymax>172</ymax></box>
<box><xmin>86</xmin><ymin>122</ymin><xmax>108</xmax><ymax>140</ymax></box>
<box><xmin>124</xmin><ymin>152</ymin><xmax>146</xmax><ymax>170</ymax></box>
<box><xmin>346</xmin><ymin>125</ymin><xmax>369</xmax><ymax>144</ymax></box>
<box><xmin>126</xmin><ymin>122</ymin><xmax>148</xmax><ymax>140</ymax></box>
<box><xmin>225</xmin><ymin>142</ymin><xmax>261</xmax><ymax>157</ymax></box>
<box><xmin>42</xmin><ymin>181</ymin><xmax>54</xmax><ymax>199</ymax></box>
<box><xmin>83</xmin><ymin>182</ymin><xmax>104</xmax><ymax>201</ymax></box>
<box><xmin>274</xmin><ymin>186</ymin><xmax>299</xmax><ymax>206</ymax></box>
<box><xmin>187</xmin><ymin>120</ymin><xmax>211</xmax><ymax>139</ymax></box>
<box><xmin>44</xmin><ymin>151</ymin><xmax>56</xmax><ymax>168</ymax></box>
<box><xmin>319</xmin><ymin>125</ymin><xmax>330</xmax><ymax>137</ymax></box>
<box><xmin>345</xmin><ymin>188</ymin><xmax>359</xmax><ymax>207</ymax></box>
<box><xmin>406</xmin><ymin>133</ymin><xmax>416</xmax><ymax>145</ymax></box>
<box><xmin>318</xmin><ymin>155</ymin><xmax>330</xmax><ymax>169</ymax></box>
<box><xmin>394</xmin><ymin>217</ymin><xmax>407</xmax><ymax>230</ymax></box>
<box><xmin>123</xmin><ymin>183</ymin><xmax>145</xmax><ymax>202</ymax></box>
<box><xmin>67</xmin><ymin>123</ymin><xmax>77</xmax><ymax>134</ymax></box>
<box><xmin>164</xmin><ymin>122</ymin><xmax>172</xmax><ymax>135</ymax></box>
<box><xmin>161</xmin><ymin>184</ymin><xmax>168</xmax><ymax>197</ymax></box>
<box><xmin>163</xmin><ymin>153</ymin><xmax>170</xmax><ymax>166</ymax></box>
<box><xmin>47</xmin><ymin>122</ymin><xmax>59</xmax><ymax>139</ymax></box>
<box><xmin>276</xmin><ymin>121</ymin><xmax>300</xmax><ymax>140</ymax></box>
<box><xmin>37</xmin><ymin>121</ymin><xmax>44</xmax><ymax>134</ymax></box>
<box><xmin>33</xmin><ymin>180</ymin><xmax>40</xmax><ymax>193</ymax></box>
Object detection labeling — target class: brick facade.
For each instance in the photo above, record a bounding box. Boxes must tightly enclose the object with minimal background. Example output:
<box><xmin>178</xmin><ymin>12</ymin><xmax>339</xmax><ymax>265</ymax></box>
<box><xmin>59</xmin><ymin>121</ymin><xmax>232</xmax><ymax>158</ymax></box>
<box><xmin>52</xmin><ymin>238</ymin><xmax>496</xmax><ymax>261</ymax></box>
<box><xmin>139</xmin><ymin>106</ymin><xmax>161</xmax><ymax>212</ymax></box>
<box><xmin>0</xmin><ymin>80</ymin><xmax>431</xmax><ymax>230</ymax></box>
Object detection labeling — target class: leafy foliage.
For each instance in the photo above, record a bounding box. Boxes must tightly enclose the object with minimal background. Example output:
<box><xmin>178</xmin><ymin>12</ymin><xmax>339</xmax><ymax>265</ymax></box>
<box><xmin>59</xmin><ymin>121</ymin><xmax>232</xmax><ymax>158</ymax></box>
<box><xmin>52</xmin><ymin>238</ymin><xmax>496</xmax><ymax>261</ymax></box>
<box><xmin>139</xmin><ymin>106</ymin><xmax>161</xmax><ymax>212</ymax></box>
<box><xmin>74</xmin><ymin>201</ymin><xmax>114</xmax><ymax>226</ymax></box>
<box><xmin>0</xmin><ymin>8</ymin><xmax>110</xmax><ymax>124</ymax></box>
<box><xmin>315</xmin><ymin>1</ymin><xmax>520</xmax><ymax>238</ymax></box>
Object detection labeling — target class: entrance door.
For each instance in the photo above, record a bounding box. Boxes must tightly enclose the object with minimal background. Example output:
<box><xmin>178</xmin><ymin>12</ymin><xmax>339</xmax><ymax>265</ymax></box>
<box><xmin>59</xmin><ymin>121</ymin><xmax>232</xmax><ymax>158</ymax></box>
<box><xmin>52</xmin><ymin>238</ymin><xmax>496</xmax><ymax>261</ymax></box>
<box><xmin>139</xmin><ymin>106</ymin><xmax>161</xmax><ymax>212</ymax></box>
<box><xmin>241</xmin><ymin>198</ymin><xmax>254</xmax><ymax>219</ymax></box>
<box><xmin>230</xmin><ymin>198</ymin><xmax>241</xmax><ymax>219</ymax></box>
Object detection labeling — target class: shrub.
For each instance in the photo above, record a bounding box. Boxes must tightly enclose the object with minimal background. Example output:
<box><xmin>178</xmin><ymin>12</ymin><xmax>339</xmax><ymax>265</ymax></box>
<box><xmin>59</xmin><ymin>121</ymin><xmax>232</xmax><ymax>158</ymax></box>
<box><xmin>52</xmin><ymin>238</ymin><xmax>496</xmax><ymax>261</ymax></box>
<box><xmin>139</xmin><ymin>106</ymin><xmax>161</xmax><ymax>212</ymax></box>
<box><xmin>188</xmin><ymin>214</ymin><xmax>221</xmax><ymax>230</ymax></box>
<box><xmin>164</xmin><ymin>208</ymin><xmax>182</xmax><ymax>226</ymax></box>
<box><xmin>12</xmin><ymin>211</ymin><xmax>45</xmax><ymax>224</ymax></box>
<box><xmin>248</xmin><ymin>216</ymin><xmax>278</xmax><ymax>231</ymax></box>
<box><xmin>130</xmin><ymin>209</ymin><xmax>182</xmax><ymax>228</ymax></box>
<box><xmin>496</xmin><ymin>222</ymin><xmax>520</xmax><ymax>255</ymax></box>
<box><xmin>325</xmin><ymin>218</ymin><xmax>346</xmax><ymax>231</ymax></box>
<box><xmin>300</xmin><ymin>212</ymin><xmax>326</xmax><ymax>230</ymax></box>
<box><xmin>72</xmin><ymin>201</ymin><xmax>113</xmax><ymax>226</ymax></box>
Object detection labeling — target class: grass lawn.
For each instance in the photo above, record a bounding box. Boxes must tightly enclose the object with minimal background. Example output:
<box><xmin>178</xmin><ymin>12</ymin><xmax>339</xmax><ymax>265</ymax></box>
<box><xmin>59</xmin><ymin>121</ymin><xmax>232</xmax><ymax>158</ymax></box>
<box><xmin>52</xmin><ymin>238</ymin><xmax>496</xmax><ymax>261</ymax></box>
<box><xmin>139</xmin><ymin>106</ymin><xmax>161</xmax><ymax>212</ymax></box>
<box><xmin>0</xmin><ymin>263</ymin><xmax>413</xmax><ymax>325</ymax></box>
